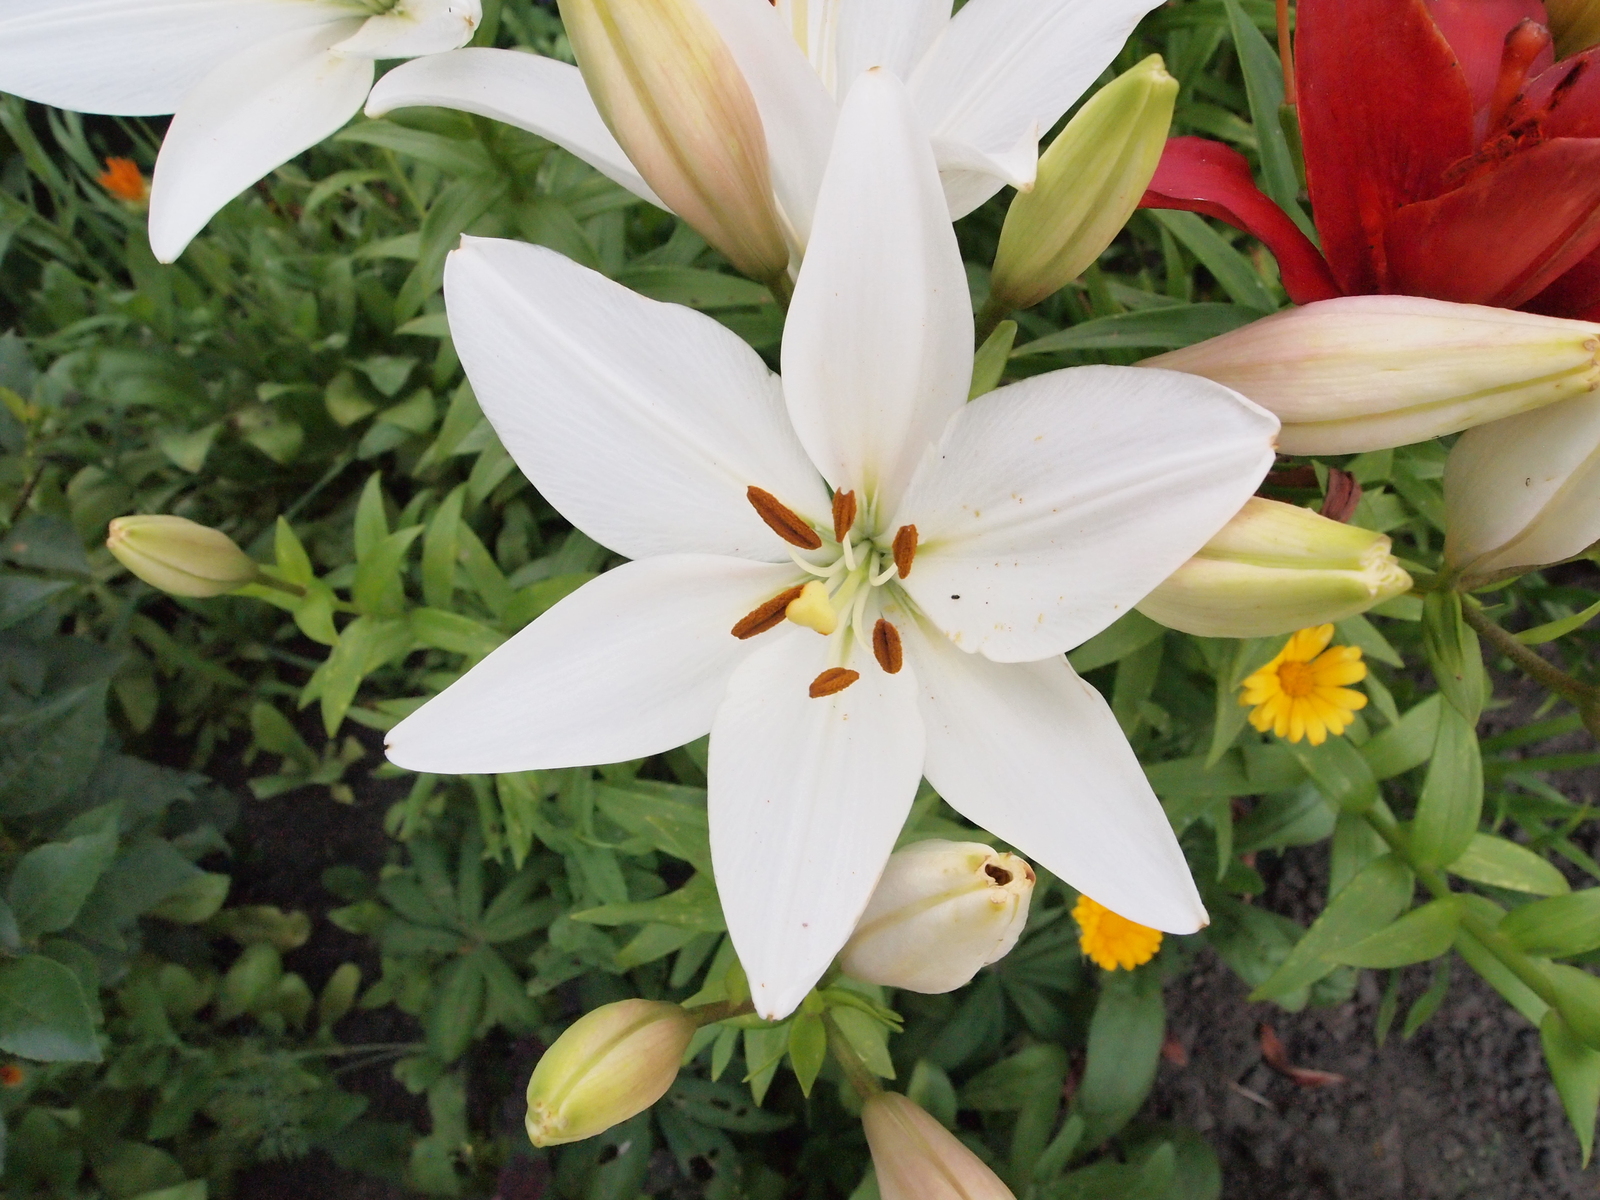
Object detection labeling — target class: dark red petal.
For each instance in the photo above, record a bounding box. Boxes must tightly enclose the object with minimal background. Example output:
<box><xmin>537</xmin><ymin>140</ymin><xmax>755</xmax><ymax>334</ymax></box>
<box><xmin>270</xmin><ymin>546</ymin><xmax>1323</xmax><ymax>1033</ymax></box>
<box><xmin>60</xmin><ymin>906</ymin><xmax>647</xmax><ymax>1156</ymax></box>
<box><xmin>1138</xmin><ymin>137</ymin><xmax>1342</xmax><ymax>304</ymax></box>
<box><xmin>1383</xmin><ymin>137</ymin><xmax>1600</xmax><ymax>306</ymax></box>
<box><xmin>1525</xmin><ymin>242</ymin><xmax>1600</xmax><ymax>318</ymax></box>
<box><xmin>1297</xmin><ymin>0</ymin><xmax>1476</xmax><ymax>293</ymax></box>
<box><xmin>1426</xmin><ymin>0</ymin><xmax>1550</xmax><ymax>113</ymax></box>
<box><xmin>1524</xmin><ymin>47</ymin><xmax>1600</xmax><ymax>138</ymax></box>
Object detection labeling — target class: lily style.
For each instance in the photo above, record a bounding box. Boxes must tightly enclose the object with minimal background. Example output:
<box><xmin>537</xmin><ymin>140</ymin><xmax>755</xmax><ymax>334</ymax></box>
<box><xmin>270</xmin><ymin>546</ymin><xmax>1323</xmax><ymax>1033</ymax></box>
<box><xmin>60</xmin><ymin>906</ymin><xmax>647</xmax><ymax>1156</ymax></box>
<box><xmin>0</xmin><ymin>0</ymin><xmax>480</xmax><ymax>262</ymax></box>
<box><xmin>385</xmin><ymin>72</ymin><xmax>1279</xmax><ymax>1019</ymax></box>
<box><xmin>1140</xmin><ymin>0</ymin><xmax>1600</xmax><ymax>315</ymax></box>
<box><xmin>366</xmin><ymin>0</ymin><xmax>1167</xmax><ymax>254</ymax></box>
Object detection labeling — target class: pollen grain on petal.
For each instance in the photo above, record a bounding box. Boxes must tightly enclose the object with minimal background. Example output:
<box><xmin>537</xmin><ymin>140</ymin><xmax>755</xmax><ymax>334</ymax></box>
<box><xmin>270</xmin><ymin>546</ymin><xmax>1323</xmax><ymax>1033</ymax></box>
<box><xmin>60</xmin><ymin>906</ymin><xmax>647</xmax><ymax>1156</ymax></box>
<box><xmin>892</xmin><ymin>524</ymin><xmax>918</xmax><ymax>578</ymax></box>
<box><xmin>732</xmin><ymin>584</ymin><xmax>806</xmax><ymax>639</ymax></box>
<box><xmin>809</xmin><ymin>667</ymin><xmax>860</xmax><ymax>698</ymax></box>
<box><xmin>831</xmin><ymin>489</ymin><xmax>857</xmax><ymax>542</ymax></box>
<box><xmin>872</xmin><ymin>618</ymin><xmax>903</xmax><ymax>674</ymax></box>
<box><xmin>748</xmin><ymin>486</ymin><xmax>821</xmax><ymax>549</ymax></box>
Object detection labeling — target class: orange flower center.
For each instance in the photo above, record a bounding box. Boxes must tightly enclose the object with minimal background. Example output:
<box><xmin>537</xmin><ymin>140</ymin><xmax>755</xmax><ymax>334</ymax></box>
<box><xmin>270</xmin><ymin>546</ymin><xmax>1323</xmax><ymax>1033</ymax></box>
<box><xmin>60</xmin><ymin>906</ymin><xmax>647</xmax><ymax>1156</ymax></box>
<box><xmin>1276</xmin><ymin>659</ymin><xmax>1316</xmax><ymax>698</ymax></box>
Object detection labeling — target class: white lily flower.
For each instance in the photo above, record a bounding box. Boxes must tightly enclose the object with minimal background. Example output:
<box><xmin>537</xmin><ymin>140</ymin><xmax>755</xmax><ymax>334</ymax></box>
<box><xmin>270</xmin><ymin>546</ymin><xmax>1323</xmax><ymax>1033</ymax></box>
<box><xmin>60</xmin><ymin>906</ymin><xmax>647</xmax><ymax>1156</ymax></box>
<box><xmin>366</xmin><ymin>0</ymin><xmax>1163</xmax><ymax>250</ymax></box>
<box><xmin>384</xmin><ymin>72</ymin><xmax>1278</xmax><ymax>1019</ymax></box>
<box><xmin>0</xmin><ymin>0</ymin><xmax>480</xmax><ymax>262</ymax></box>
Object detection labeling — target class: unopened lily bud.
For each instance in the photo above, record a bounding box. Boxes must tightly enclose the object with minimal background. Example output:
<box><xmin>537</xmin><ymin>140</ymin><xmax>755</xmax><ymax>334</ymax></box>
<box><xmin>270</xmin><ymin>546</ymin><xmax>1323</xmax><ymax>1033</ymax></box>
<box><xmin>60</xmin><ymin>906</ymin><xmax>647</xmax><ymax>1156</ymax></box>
<box><xmin>559</xmin><ymin>0</ymin><xmax>789</xmax><ymax>284</ymax></box>
<box><xmin>1143</xmin><ymin>296</ymin><xmax>1600</xmax><ymax>455</ymax></box>
<box><xmin>839</xmin><ymin>840</ymin><xmax>1034</xmax><ymax>994</ymax></box>
<box><xmin>525</xmin><ymin>999</ymin><xmax>696</xmax><ymax>1147</ymax></box>
<box><xmin>862</xmin><ymin>1093</ymin><xmax>1016</xmax><ymax>1200</ymax></box>
<box><xmin>107</xmin><ymin>515</ymin><xmax>259</xmax><ymax>597</ymax></box>
<box><xmin>1545</xmin><ymin>0</ymin><xmax>1600</xmax><ymax>56</ymax></box>
<box><xmin>1444</xmin><ymin>393</ymin><xmax>1600</xmax><ymax>586</ymax></box>
<box><xmin>1137</xmin><ymin>497</ymin><xmax>1412</xmax><ymax>637</ymax></box>
<box><xmin>989</xmin><ymin>55</ymin><xmax>1178</xmax><ymax>314</ymax></box>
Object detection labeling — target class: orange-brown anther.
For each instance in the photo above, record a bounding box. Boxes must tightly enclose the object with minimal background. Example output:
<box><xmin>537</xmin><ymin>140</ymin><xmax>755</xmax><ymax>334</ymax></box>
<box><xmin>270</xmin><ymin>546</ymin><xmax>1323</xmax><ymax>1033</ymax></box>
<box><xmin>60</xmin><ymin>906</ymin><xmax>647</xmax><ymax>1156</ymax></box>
<box><xmin>872</xmin><ymin>619</ymin><xmax>903</xmax><ymax>674</ymax></box>
<box><xmin>809</xmin><ymin>668</ymin><xmax>860</xmax><ymax>698</ymax></box>
<box><xmin>732</xmin><ymin>585</ymin><xmax>807</xmax><ymax>639</ymax></box>
<box><xmin>748</xmin><ymin>486</ymin><xmax>822</xmax><ymax>550</ymax></box>
<box><xmin>831</xmin><ymin>489</ymin><xmax>857</xmax><ymax>543</ymax></box>
<box><xmin>892</xmin><ymin>525</ymin><xmax>918</xmax><ymax>579</ymax></box>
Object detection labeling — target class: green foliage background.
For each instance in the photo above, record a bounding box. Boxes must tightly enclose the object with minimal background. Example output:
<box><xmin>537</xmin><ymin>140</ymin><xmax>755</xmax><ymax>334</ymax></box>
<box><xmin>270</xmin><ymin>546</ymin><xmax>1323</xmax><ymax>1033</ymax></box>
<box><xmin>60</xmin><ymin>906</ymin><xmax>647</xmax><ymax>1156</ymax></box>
<box><xmin>2</xmin><ymin>0</ymin><xmax>1600</xmax><ymax>1196</ymax></box>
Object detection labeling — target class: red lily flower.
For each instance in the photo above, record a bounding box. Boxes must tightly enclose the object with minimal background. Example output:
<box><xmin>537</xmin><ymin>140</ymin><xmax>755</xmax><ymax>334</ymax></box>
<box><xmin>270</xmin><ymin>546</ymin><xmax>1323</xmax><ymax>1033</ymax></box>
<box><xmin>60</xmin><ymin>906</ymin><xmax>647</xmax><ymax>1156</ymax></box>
<box><xmin>1141</xmin><ymin>0</ymin><xmax>1600</xmax><ymax>320</ymax></box>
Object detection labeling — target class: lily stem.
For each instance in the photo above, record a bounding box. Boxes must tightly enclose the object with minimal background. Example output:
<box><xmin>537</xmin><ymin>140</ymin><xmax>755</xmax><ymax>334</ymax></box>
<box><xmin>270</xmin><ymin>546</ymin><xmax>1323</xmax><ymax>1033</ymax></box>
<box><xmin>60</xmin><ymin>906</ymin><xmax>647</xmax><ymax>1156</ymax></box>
<box><xmin>1460</xmin><ymin>600</ymin><xmax>1600</xmax><ymax>735</ymax></box>
<box><xmin>686</xmin><ymin>999</ymin><xmax>757</xmax><ymax>1027</ymax></box>
<box><xmin>1361</xmin><ymin>804</ymin><xmax>1560</xmax><ymax>1012</ymax></box>
<box><xmin>824</xmin><ymin>1013</ymin><xmax>882</xmax><ymax>1102</ymax></box>
<box><xmin>251</xmin><ymin>572</ymin><xmax>306</xmax><ymax>599</ymax></box>
<box><xmin>973</xmin><ymin>295</ymin><xmax>1013</xmax><ymax>348</ymax></box>
<box><xmin>766</xmin><ymin>271</ymin><xmax>794</xmax><ymax>311</ymax></box>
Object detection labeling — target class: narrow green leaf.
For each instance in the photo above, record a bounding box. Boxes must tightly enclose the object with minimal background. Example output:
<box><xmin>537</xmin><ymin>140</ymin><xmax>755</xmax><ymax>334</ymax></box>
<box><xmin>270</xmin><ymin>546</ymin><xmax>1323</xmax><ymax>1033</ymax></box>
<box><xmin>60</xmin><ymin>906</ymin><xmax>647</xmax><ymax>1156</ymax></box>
<box><xmin>409</xmin><ymin>608</ymin><xmax>506</xmax><ymax>659</ymax></box>
<box><xmin>427</xmin><ymin>953</ymin><xmax>486</xmax><ymax>1062</ymax></box>
<box><xmin>1360</xmin><ymin>695</ymin><xmax>1441</xmax><ymax>781</ymax></box>
<box><xmin>353</xmin><ymin>473</ymin><xmax>389</xmax><ymax>562</ymax></box>
<box><xmin>1411</xmin><ymin>705</ymin><xmax>1484</xmax><ymax>868</ymax></box>
<box><xmin>1542</xmin><ymin>1010</ymin><xmax>1600</xmax><ymax>1164</ymax></box>
<box><xmin>1516</xmin><ymin>595</ymin><xmax>1600</xmax><ymax>645</ymax></box>
<box><xmin>787</xmin><ymin>1012</ymin><xmax>827</xmax><ymax>1097</ymax></box>
<box><xmin>421</xmin><ymin>484</ymin><xmax>466</xmax><ymax>610</ymax></box>
<box><xmin>351</xmin><ymin>525</ymin><xmax>422</xmax><ymax>616</ymax></box>
<box><xmin>1546</xmin><ymin>963</ymin><xmax>1600</xmax><ymax>1051</ymax></box>
<box><xmin>1454</xmin><ymin>895</ymin><xmax>1548</xmax><ymax>1025</ymax></box>
<box><xmin>1220</xmin><ymin>0</ymin><xmax>1315</xmax><ymax>237</ymax></box>
<box><xmin>1072</xmin><ymin>969</ymin><xmax>1164</xmax><ymax>1147</ymax></box>
<box><xmin>273</xmin><ymin>517</ymin><xmax>313</xmax><ymax>586</ymax></box>
<box><xmin>1012</xmin><ymin>302</ymin><xmax>1259</xmax><ymax>357</ymax></box>
<box><xmin>969</xmin><ymin>320</ymin><xmax>1016</xmax><ymax>399</ymax></box>
<box><xmin>1424</xmin><ymin>592</ymin><xmax>1486</xmax><ymax>722</ymax></box>
<box><xmin>1447</xmin><ymin>833</ymin><xmax>1570</xmax><ymax>897</ymax></box>
<box><xmin>1402</xmin><ymin>957</ymin><xmax>1453</xmax><ymax>1038</ymax></box>
<box><xmin>1067</xmin><ymin>610</ymin><xmax>1165</xmax><ymax>674</ymax></box>
<box><xmin>1332</xmin><ymin>897</ymin><xmax>1462</xmax><ymax>968</ymax></box>
<box><xmin>1502</xmin><ymin>890</ymin><xmax>1600</xmax><ymax>957</ymax></box>
<box><xmin>1147</xmin><ymin>211</ymin><xmax>1275</xmax><ymax>311</ymax></box>
<box><xmin>1289</xmin><ymin>735</ymin><xmax>1379</xmax><ymax>814</ymax></box>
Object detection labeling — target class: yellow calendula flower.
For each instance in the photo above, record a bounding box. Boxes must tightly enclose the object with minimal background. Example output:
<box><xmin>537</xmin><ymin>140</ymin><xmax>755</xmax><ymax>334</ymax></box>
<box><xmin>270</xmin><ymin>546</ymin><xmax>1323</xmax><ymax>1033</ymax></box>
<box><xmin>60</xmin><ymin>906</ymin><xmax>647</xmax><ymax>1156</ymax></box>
<box><xmin>1240</xmin><ymin>624</ymin><xmax>1368</xmax><ymax>746</ymax></box>
<box><xmin>1073</xmin><ymin>894</ymin><xmax>1163</xmax><ymax>971</ymax></box>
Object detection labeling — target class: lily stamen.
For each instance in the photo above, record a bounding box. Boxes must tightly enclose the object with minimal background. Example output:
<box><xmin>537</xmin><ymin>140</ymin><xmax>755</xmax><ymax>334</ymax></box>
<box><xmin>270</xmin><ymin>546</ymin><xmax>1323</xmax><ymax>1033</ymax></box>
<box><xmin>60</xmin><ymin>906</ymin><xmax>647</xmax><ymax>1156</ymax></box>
<box><xmin>872</xmin><ymin>619</ymin><xmax>903</xmax><ymax>674</ymax></box>
<box><xmin>832</xmin><ymin>489</ymin><xmax>857</xmax><ymax>542</ymax></box>
<box><xmin>732</xmin><ymin>585</ymin><xmax>807</xmax><ymax>639</ymax></box>
<box><xmin>892</xmin><ymin>524</ymin><xmax>918</xmax><ymax>578</ymax></box>
<box><xmin>809</xmin><ymin>667</ymin><xmax>860</xmax><ymax>698</ymax></box>
<box><xmin>748</xmin><ymin>486</ymin><xmax>822</xmax><ymax>549</ymax></box>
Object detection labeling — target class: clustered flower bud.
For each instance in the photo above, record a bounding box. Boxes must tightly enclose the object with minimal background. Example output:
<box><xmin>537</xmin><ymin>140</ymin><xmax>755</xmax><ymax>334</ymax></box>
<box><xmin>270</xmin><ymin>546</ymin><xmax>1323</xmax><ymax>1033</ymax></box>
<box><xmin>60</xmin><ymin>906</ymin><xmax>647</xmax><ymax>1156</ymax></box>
<box><xmin>862</xmin><ymin>1092</ymin><xmax>1016</xmax><ymax>1200</ymax></box>
<box><xmin>524</xmin><ymin>998</ymin><xmax>696</xmax><ymax>1147</ymax></box>
<box><xmin>1137</xmin><ymin>497</ymin><xmax>1412</xmax><ymax>637</ymax></box>
<box><xmin>988</xmin><ymin>55</ymin><xmax>1178</xmax><ymax>315</ymax></box>
<box><xmin>839</xmin><ymin>839</ymin><xmax>1034</xmax><ymax>994</ymax></box>
<box><xmin>1143</xmin><ymin>296</ymin><xmax>1600</xmax><ymax>454</ymax></box>
<box><xmin>106</xmin><ymin>515</ymin><xmax>260</xmax><ymax>598</ymax></box>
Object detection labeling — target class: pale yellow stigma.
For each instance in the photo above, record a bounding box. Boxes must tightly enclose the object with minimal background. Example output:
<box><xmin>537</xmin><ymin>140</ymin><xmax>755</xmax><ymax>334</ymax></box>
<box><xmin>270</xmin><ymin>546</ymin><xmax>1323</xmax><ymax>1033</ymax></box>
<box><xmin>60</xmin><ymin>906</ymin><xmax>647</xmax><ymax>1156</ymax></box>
<box><xmin>786</xmin><ymin>580</ymin><xmax>837</xmax><ymax>634</ymax></box>
<box><xmin>1073</xmin><ymin>894</ymin><xmax>1163</xmax><ymax>971</ymax></box>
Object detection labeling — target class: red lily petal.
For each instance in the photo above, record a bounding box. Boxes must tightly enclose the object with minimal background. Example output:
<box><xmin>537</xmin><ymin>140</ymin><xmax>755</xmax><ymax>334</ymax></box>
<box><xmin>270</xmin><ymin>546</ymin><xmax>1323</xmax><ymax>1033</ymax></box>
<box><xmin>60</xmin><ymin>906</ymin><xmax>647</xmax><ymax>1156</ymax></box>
<box><xmin>1525</xmin><ymin>47</ymin><xmax>1600</xmax><ymax>138</ymax></box>
<box><xmin>1297</xmin><ymin>0</ymin><xmax>1475</xmax><ymax>294</ymax></box>
<box><xmin>1426</xmin><ymin>0</ymin><xmax>1549</xmax><ymax>114</ymax></box>
<box><xmin>1526</xmin><ymin>242</ymin><xmax>1600</xmax><ymax>318</ymax></box>
<box><xmin>1384</xmin><ymin>137</ymin><xmax>1600</xmax><ymax>306</ymax></box>
<box><xmin>1139</xmin><ymin>137</ymin><xmax>1342</xmax><ymax>304</ymax></box>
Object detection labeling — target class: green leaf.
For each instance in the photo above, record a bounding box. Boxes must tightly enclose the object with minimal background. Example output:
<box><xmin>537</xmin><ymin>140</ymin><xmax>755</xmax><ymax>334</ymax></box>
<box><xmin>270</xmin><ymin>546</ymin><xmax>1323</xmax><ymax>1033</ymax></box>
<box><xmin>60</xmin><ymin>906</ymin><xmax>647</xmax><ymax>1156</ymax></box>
<box><xmin>7</xmin><ymin>804</ymin><xmax>119</xmax><ymax>938</ymax></box>
<box><xmin>907</xmin><ymin>1060</ymin><xmax>957</xmax><ymax>1127</ymax></box>
<box><xmin>352</xmin><ymin>525</ymin><xmax>422</xmax><ymax>616</ymax></box>
<box><xmin>616</xmin><ymin>266</ymin><xmax>772</xmax><ymax>309</ymax></box>
<box><xmin>1332</xmin><ymin>897</ymin><xmax>1462</xmax><ymax>968</ymax></box>
<box><xmin>353</xmin><ymin>472</ymin><xmax>390</xmax><ymax>562</ymax></box>
<box><xmin>1067</xmin><ymin>610</ymin><xmax>1166</xmax><ymax>674</ymax></box>
<box><xmin>1360</xmin><ymin>695</ymin><xmax>1441</xmax><ymax>781</ymax></box>
<box><xmin>571</xmin><ymin>872</ymin><xmax>724</xmax><ymax>932</ymax></box>
<box><xmin>1502</xmin><ymin>890</ymin><xmax>1600</xmax><ymax>957</ymax></box>
<box><xmin>969</xmin><ymin>321</ymin><xmax>1016</xmax><ymax>399</ymax></box>
<box><xmin>1423</xmin><ymin>592</ymin><xmax>1485</xmax><ymax>722</ymax></box>
<box><xmin>1447</xmin><ymin>833</ymin><xmax>1570</xmax><ymax>897</ymax></box>
<box><xmin>1411</xmin><ymin>704</ymin><xmax>1484</xmax><ymax>868</ymax></box>
<box><xmin>421</xmin><ymin>484</ymin><xmax>465</xmax><ymax>609</ymax></box>
<box><xmin>593</xmin><ymin>780</ymin><xmax>712</xmax><ymax>873</ymax></box>
<box><xmin>1147</xmin><ymin>211</ymin><xmax>1275</xmax><ymax>311</ymax></box>
<box><xmin>1206</xmin><ymin>635</ymin><xmax>1288</xmax><ymax>768</ymax></box>
<box><xmin>1542</xmin><ymin>1010</ymin><xmax>1600</xmax><ymax>1164</ymax></box>
<box><xmin>1233</xmin><ymin>784</ymin><xmax>1336</xmax><ymax>853</ymax></box>
<box><xmin>1516</xmin><ymin>595</ymin><xmax>1600</xmax><ymax>644</ymax></box>
<box><xmin>409</xmin><ymin>608</ymin><xmax>506</xmax><ymax>659</ymax></box>
<box><xmin>1402</xmin><ymin>957</ymin><xmax>1452</xmax><ymax>1039</ymax></box>
<box><xmin>273</xmin><ymin>517</ymin><xmax>314</xmax><ymax>586</ymax></box>
<box><xmin>1454</xmin><ymin>895</ymin><xmax>1548</xmax><ymax>1025</ymax></box>
<box><xmin>428</xmin><ymin>953</ymin><xmax>486</xmax><ymax>1063</ymax></box>
<box><xmin>1013</xmin><ymin>302</ymin><xmax>1260</xmax><ymax>357</ymax></box>
<box><xmin>787</xmin><ymin>1012</ymin><xmax>827</xmax><ymax>1097</ymax></box>
<box><xmin>129</xmin><ymin>1183</ymin><xmax>207</xmax><ymax>1200</ymax></box>
<box><xmin>312</xmin><ymin>616</ymin><xmax>414</xmax><ymax>736</ymax></box>
<box><xmin>1219</xmin><ymin>0</ymin><xmax>1314</xmax><ymax>236</ymax></box>
<box><xmin>1251</xmin><ymin>854</ymin><xmax>1413</xmax><ymax>1001</ymax></box>
<box><xmin>1546</xmin><ymin>963</ymin><xmax>1600</xmax><ymax>1051</ymax></box>
<box><xmin>0</xmin><ymin>954</ymin><xmax>100</xmax><ymax>1062</ymax></box>
<box><xmin>1072</xmin><ymin>969</ymin><xmax>1164</xmax><ymax>1148</ymax></box>
<box><xmin>1288</xmin><ymin>735</ymin><xmax>1379</xmax><ymax>814</ymax></box>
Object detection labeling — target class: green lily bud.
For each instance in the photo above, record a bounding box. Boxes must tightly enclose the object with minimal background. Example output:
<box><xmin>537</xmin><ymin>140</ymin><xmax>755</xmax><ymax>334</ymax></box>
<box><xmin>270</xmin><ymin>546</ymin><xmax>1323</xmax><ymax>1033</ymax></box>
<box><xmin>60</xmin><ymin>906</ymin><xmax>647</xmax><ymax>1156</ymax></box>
<box><xmin>988</xmin><ymin>55</ymin><xmax>1177</xmax><ymax>315</ymax></box>
<box><xmin>839</xmin><ymin>840</ymin><xmax>1034</xmax><ymax>994</ymax></box>
<box><xmin>1546</xmin><ymin>0</ymin><xmax>1600</xmax><ymax>57</ymax></box>
<box><xmin>1143</xmin><ymin>296</ymin><xmax>1600</xmax><ymax>455</ymax></box>
<box><xmin>559</xmin><ymin>0</ymin><xmax>789</xmax><ymax>285</ymax></box>
<box><xmin>862</xmin><ymin>1093</ymin><xmax>1017</xmax><ymax>1200</ymax></box>
<box><xmin>1137</xmin><ymin>498</ymin><xmax>1413</xmax><ymax>637</ymax></box>
<box><xmin>525</xmin><ymin>999</ymin><xmax>697</xmax><ymax>1146</ymax></box>
<box><xmin>106</xmin><ymin>514</ymin><xmax>259</xmax><ymax>598</ymax></box>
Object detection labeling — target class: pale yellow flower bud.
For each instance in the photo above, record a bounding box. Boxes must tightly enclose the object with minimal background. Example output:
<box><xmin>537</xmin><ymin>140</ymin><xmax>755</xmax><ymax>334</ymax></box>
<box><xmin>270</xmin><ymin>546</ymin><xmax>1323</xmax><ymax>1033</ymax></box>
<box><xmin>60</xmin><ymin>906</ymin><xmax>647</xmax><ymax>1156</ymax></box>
<box><xmin>106</xmin><ymin>515</ymin><xmax>260</xmax><ymax>597</ymax></box>
<box><xmin>839</xmin><ymin>839</ymin><xmax>1034</xmax><ymax>994</ymax></box>
<box><xmin>862</xmin><ymin>1093</ymin><xmax>1016</xmax><ymax>1200</ymax></box>
<box><xmin>1143</xmin><ymin>296</ymin><xmax>1600</xmax><ymax>455</ymax></box>
<box><xmin>1137</xmin><ymin>497</ymin><xmax>1413</xmax><ymax>637</ymax></box>
<box><xmin>559</xmin><ymin>0</ymin><xmax>789</xmax><ymax>284</ymax></box>
<box><xmin>525</xmin><ymin>999</ymin><xmax>696</xmax><ymax>1147</ymax></box>
<box><xmin>1545</xmin><ymin>0</ymin><xmax>1600</xmax><ymax>56</ymax></box>
<box><xmin>989</xmin><ymin>55</ymin><xmax>1178</xmax><ymax>314</ymax></box>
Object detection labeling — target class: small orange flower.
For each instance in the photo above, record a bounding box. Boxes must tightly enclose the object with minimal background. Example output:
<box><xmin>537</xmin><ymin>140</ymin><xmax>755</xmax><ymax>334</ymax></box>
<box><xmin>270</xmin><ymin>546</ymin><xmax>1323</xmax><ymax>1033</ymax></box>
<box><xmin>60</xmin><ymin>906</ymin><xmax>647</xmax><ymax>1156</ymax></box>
<box><xmin>0</xmin><ymin>1063</ymin><xmax>26</xmax><ymax>1088</ymax></box>
<box><xmin>1073</xmin><ymin>894</ymin><xmax>1163</xmax><ymax>971</ymax></box>
<box><xmin>98</xmin><ymin>157</ymin><xmax>149</xmax><ymax>205</ymax></box>
<box><xmin>1239</xmin><ymin>624</ymin><xmax>1368</xmax><ymax>746</ymax></box>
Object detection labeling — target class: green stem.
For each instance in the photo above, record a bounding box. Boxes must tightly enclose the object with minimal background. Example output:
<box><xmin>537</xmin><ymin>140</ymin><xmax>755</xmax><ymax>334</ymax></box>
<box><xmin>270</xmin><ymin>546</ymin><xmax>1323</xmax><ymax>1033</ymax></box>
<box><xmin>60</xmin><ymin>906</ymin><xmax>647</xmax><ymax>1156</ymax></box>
<box><xmin>1461</xmin><ymin>600</ymin><xmax>1600</xmax><ymax>735</ymax></box>
<box><xmin>685</xmin><ymin>998</ymin><xmax>756</xmax><ymax>1027</ymax></box>
<box><xmin>973</xmin><ymin>295</ymin><xmax>1013</xmax><ymax>347</ymax></box>
<box><xmin>823</xmin><ymin>1013</ymin><xmax>882</xmax><ymax>1101</ymax></box>
<box><xmin>252</xmin><ymin>572</ymin><xmax>306</xmax><ymax>599</ymax></box>
<box><xmin>765</xmin><ymin>271</ymin><xmax>794</xmax><ymax>311</ymax></box>
<box><xmin>1361</xmin><ymin>805</ymin><xmax>1561</xmax><ymax>1011</ymax></box>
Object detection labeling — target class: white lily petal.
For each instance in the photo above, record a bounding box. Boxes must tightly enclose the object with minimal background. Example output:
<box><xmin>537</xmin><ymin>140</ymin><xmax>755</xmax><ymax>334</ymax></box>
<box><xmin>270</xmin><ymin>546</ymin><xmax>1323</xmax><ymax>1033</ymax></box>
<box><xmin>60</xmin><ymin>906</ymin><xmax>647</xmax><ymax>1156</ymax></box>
<box><xmin>147</xmin><ymin>21</ymin><xmax>371</xmax><ymax>262</ymax></box>
<box><xmin>333</xmin><ymin>0</ymin><xmax>479</xmax><ymax>59</ymax></box>
<box><xmin>910</xmin><ymin>0</ymin><xmax>1160</xmax><ymax>194</ymax></box>
<box><xmin>834</xmin><ymin>0</ymin><xmax>953</xmax><ymax>92</ymax></box>
<box><xmin>895</xmin><ymin>365</ymin><xmax>1278</xmax><ymax>662</ymax></box>
<box><xmin>695</xmin><ymin>0</ymin><xmax>836</xmax><ymax>249</ymax></box>
<box><xmin>902</xmin><ymin>620</ymin><xmax>1206</xmax><ymax>933</ymax></box>
<box><xmin>444</xmin><ymin>237</ymin><xmax>830</xmax><ymax>561</ymax></box>
<box><xmin>710</xmin><ymin>627</ymin><xmax>925</xmax><ymax>1019</ymax></box>
<box><xmin>387</xmin><ymin>555</ymin><xmax>795</xmax><ymax>774</ymax></box>
<box><xmin>1445</xmin><ymin>394</ymin><xmax>1600</xmax><ymax>579</ymax></box>
<box><xmin>931</xmin><ymin>128</ymin><xmax>1038</xmax><ymax>219</ymax></box>
<box><xmin>366</xmin><ymin>50</ymin><xmax>660</xmax><ymax>204</ymax></box>
<box><xmin>783</xmin><ymin>70</ymin><xmax>971</xmax><ymax>515</ymax></box>
<box><xmin>0</xmin><ymin>0</ymin><xmax>337</xmax><ymax>115</ymax></box>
